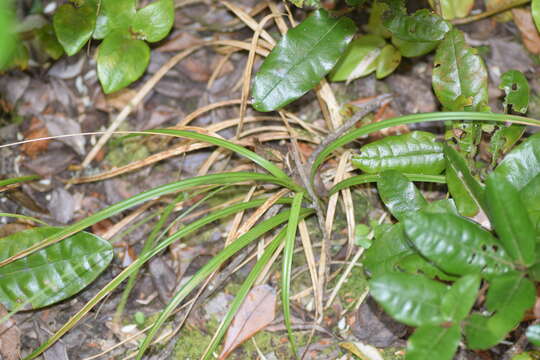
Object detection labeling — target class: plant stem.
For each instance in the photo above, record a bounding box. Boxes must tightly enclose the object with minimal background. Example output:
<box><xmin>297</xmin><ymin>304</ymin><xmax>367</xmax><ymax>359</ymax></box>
<box><xmin>451</xmin><ymin>0</ymin><xmax>530</xmax><ymax>24</ymax></box>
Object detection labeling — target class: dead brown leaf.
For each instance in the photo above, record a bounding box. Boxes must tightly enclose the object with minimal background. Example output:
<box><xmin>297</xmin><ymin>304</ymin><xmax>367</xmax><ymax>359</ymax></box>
<box><xmin>512</xmin><ymin>8</ymin><xmax>540</xmax><ymax>54</ymax></box>
<box><xmin>21</xmin><ymin>117</ymin><xmax>49</xmax><ymax>158</ymax></box>
<box><xmin>219</xmin><ymin>285</ymin><xmax>276</xmax><ymax>359</ymax></box>
<box><xmin>0</xmin><ymin>305</ymin><xmax>21</xmax><ymax>360</ymax></box>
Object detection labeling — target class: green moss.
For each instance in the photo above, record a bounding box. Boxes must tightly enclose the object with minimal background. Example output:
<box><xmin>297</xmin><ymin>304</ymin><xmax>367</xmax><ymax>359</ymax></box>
<box><xmin>174</xmin><ymin>319</ymin><xmax>219</xmax><ymax>359</ymax></box>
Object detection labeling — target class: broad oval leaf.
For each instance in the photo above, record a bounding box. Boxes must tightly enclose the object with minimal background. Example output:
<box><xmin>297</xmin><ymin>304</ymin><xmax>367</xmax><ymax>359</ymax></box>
<box><xmin>384</xmin><ymin>9</ymin><xmax>451</xmax><ymax>42</ymax></box>
<box><xmin>494</xmin><ymin>132</ymin><xmax>540</xmax><ymax>191</ymax></box>
<box><xmin>0</xmin><ymin>227</ymin><xmax>113</xmax><ymax>310</ymax></box>
<box><xmin>406</xmin><ymin>324</ymin><xmax>460</xmax><ymax>360</ymax></box>
<box><xmin>533</xmin><ymin>0</ymin><xmax>540</xmax><ymax>33</ymax></box>
<box><xmin>97</xmin><ymin>31</ymin><xmax>150</xmax><ymax>93</ymax></box>
<box><xmin>352</xmin><ymin>131</ymin><xmax>445</xmax><ymax>174</ymax></box>
<box><xmin>376</xmin><ymin>44</ymin><xmax>401</xmax><ymax>79</ymax></box>
<box><xmin>251</xmin><ymin>9</ymin><xmax>357</xmax><ymax>112</ymax></box>
<box><xmin>377</xmin><ymin>170</ymin><xmax>427</xmax><ymax>221</ymax></box>
<box><xmin>499</xmin><ymin>70</ymin><xmax>529</xmax><ymax>114</ymax></box>
<box><xmin>370</xmin><ymin>272</ymin><xmax>448</xmax><ymax>327</ymax></box>
<box><xmin>432</xmin><ymin>28</ymin><xmax>489</xmax><ymax>111</ymax></box>
<box><xmin>441</xmin><ymin>274</ymin><xmax>480</xmax><ymax>322</ymax></box>
<box><xmin>485</xmin><ymin>172</ymin><xmax>536</xmax><ymax>266</ymax></box>
<box><xmin>132</xmin><ymin>0</ymin><xmax>174</xmax><ymax>43</ymax></box>
<box><xmin>392</xmin><ymin>36</ymin><xmax>438</xmax><ymax>58</ymax></box>
<box><xmin>329</xmin><ymin>35</ymin><xmax>385</xmax><ymax>82</ymax></box>
<box><xmin>93</xmin><ymin>0</ymin><xmax>136</xmax><ymax>39</ymax></box>
<box><xmin>437</xmin><ymin>0</ymin><xmax>474</xmax><ymax>20</ymax></box>
<box><xmin>403</xmin><ymin>212</ymin><xmax>511</xmax><ymax>277</ymax></box>
<box><xmin>53</xmin><ymin>0</ymin><xmax>97</xmax><ymax>56</ymax></box>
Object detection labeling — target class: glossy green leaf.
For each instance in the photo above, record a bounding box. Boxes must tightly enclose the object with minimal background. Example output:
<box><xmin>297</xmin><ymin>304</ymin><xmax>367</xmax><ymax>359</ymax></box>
<box><xmin>384</xmin><ymin>9</ymin><xmax>451</xmax><ymax>42</ymax></box>
<box><xmin>93</xmin><ymin>0</ymin><xmax>136</xmax><ymax>39</ymax></box>
<box><xmin>132</xmin><ymin>0</ymin><xmax>174</xmax><ymax>43</ymax></box>
<box><xmin>406</xmin><ymin>324</ymin><xmax>460</xmax><ymax>360</ymax></box>
<box><xmin>370</xmin><ymin>273</ymin><xmax>448</xmax><ymax>327</ymax></box>
<box><xmin>526</xmin><ymin>324</ymin><xmax>540</xmax><ymax>346</ymax></box>
<box><xmin>533</xmin><ymin>0</ymin><xmax>540</xmax><ymax>33</ymax></box>
<box><xmin>0</xmin><ymin>227</ymin><xmax>112</xmax><ymax>310</ymax></box>
<box><xmin>35</xmin><ymin>24</ymin><xmax>65</xmax><ymax>60</ymax></box>
<box><xmin>441</xmin><ymin>274</ymin><xmax>480</xmax><ymax>321</ymax></box>
<box><xmin>0</xmin><ymin>2</ymin><xmax>16</xmax><ymax>69</ymax></box>
<box><xmin>432</xmin><ymin>28</ymin><xmax>489</xmax><ymax>111</ymax></box>
<box><xmin>53</xmin><ymin>0</ymin><xmax>97</xmax><ymax>55</ymax></box>
<box><xmin>330</xmin><ymin>173</ymin><xmax>446</xmax><ymax>195</ymax></box>
<box><xmin>485</xmin><ymin>172</ymin><xmax>536</xmax><ymax>266</ymax></box>
<box><xmin>437</xmin><ymin>0</ymin><xmax>474</xmax><ymax>19</ymax></box>
<box><xmin>444</xmin><ymin>144</ymin><xmax>486</xmax><ymax>216</ymax></box>
<box><xmin>97</xmin><ymin>31</ymin><xmax>150</xmax><ymax>93</ymax></box>
<box><xmin>251</xmin><ymin>9</ymin><xmax>357</xmax><ymax>112</ymax></box>
<box><xmin>494</xmin><ymin>132</ymin><xmax>540</xmax><ymax>191</ymax></box>
<box><xmin>377</xmin><ymin>170</ymin><xmax>427</xmax><ymax>221</ymax></box>
<box><xmin>376</xmin><ymin>44</ymin><xmax>401</xmax><ymax>79</ymax></box>
<box><xmin>403</xmin><ymin>212</ymin><xmax>511</xmax><ymax>278</ymax></box>
<box><xmin>352</xmin><ymin>131</ymin><xmax>445</xmax><ymax>175</ymax></box>
<box><xmin>465</xmin><ymin>273</ymin><xmax>535</xmax><ymax>349</ymax></box>
<box><xmin>520</xmin><ymin>174</ymin><xmax>540</xmax><ymax>235</ymax></box>
<box><xmin>499</xmin><ymin>70</ymin><xmax>529</xmax><ymax>114</ymax></box>
<box><xmin>392</xmin><ymin>36</ymin><xmax>439</xmax><ymax>58</ymax></box>
<box><xmin>329</xmin><ymin>35</ymin><xmax>385</xmax><ymax>82</ymax></box>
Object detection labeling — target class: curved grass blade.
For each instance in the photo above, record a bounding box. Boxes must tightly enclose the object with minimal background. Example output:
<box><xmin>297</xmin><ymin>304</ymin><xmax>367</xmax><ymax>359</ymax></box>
<box><xmin>330</xmin><ymin>174</ymin><xmax>446</xmax><ymax>195</ymax></box>
<box><xmin>202</xmin><ymin>229</ymin><xmax>286</xmax><ymax>359</ymax></box>
<box><xmin>311</xmin><ymin>112</ymin><xmax>540</xmax><ymax>182</ymax></box>
<box><xmin>0</xmin><ymin>175</ymin><xmax>40</xmax><ymax>189</ymax></box>
<box><xmin>24</xmin><ymin>197</ymin><xmax>295</xmax><ymax>359</ymax></box>
<box><xmin>136</xmin><ymin>207</ymin><xmax>314</xmax><ymax>359</ymax></box>
<box><xmin>282</xmin><ymin>193</ymin><xmax>304</xmax><ymax>358</ymax></box>
<box><xmin>0</xmin><ymin>172</ymin><xmax>289</xmax><ymax>268</ymax></box>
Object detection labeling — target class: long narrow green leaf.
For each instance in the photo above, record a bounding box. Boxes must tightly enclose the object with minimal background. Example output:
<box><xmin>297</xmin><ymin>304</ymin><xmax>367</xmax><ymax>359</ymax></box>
<box><xmin>282</xmin><ymin>193</ymin><xmax>304</xmax><ymax>358</ymax></box>
<box><xmin>136</xmin><ymin>207</ymin><xmax>314</xmax><ymax>359</ymax></box>
<box><xmin>0</xmin><ymin>172</ymin><xmax>289</xmax><ymax>268</ymax></box>
<box><xmin>311</xmin><ymin>111</ymin><xmax>540</xmax><ymax>182</ymax></box>
<box><xmin>330</xmin><ymin>174</ymin><xmax>446</xmax><ymax>195</ymax></box>
<box><xmin>202</xmin><ymin>229</ymin><xmax>286</xmax><ymax>359</ymax></box>
<box><xmin>145</xmin><ymin>129</ymin><xmax>293</xmax><ymax>183</ymax></box>
<box><xmin>0</xmin><ymin>175</ymin><xmax>40</xmax><ymax>188</ymax></box>
<box><xmin>24</xmin><ymin>198</ymin><xmax>295</xmax><ymax>360</ymax></box>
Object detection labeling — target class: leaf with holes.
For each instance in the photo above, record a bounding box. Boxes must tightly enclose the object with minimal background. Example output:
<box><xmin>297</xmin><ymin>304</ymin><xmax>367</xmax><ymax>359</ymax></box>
<box><xmin>132</xmin><ymin>0</ymin><xmax>174</xmax><ymax>43</ymax></box>
<box><xmin>352</xmin><ymin>131</ymin><xmax>445</xmax><ymax>175</ymax></box>
<box><xmin>485</xmin><ymin>172</ymin><xmax>536</xmax><ymax>266</ymax></box>
<box><xmin>330</xmin><ymin>35</ymin><xmax>385</xmax><ymax>82</ymax></box>
<box><xmin>251</xmin><ymin>9</ymin><xmax>357</xmax><ymax>111</ymax></box>
<box><xmin>403</xmin><ymin>212</ymin><xmax>511</xmax><ymax>278</ymax></box>
<box><xmin>494</xmin><ymin>132</ymin><xmax>540</xmax><ymax>190</ymax></box>
<box><xmin>53</xmin><ymin>0</ymin><xmax>97</xmax><ymax>56</ymax></box>
<box><xmin>370</xmin><ymin>272</ymin><xmax>449</xmax><ymax>327</ymax></box>
<box><xmin>499</xmin><ymin>70</ymin><xmax>529</xmax><ymax>114</ymax></box>
<box><xmin>0</xmin><ymin>227</ymin><xmax>113</xmax><ymax>310</ymax></box>
<box><xmin>432</xmin><ymin>28</ymin><xmax>489</xmax><ymax>111</ymax></box>
<box><xmin>377</xmin><ymin>170</ymin><xmax>427</xmax><ymax>221</ymax></box>
<box><xmin>384</xmin><ymin>9</ymin><xmax>451</xmax><ymax>42</ymax></box>
<box><xmin>406</xmin><ymin>324</ymin><xmax>460</xmax><ymax>360</ymax></box>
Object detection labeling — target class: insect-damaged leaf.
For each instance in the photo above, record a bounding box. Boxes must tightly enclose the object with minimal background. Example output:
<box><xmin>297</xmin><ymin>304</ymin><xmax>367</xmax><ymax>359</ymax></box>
<box><xmin>251</xmin><ymin>9</ymin><xmax>356</xmax><ymax>112</ymax></box>
<box><xmin>0</xmin><ymin>227</ymin><xmax>113</xmax><ymax>310</ymax></box>
<box><xmin>432</xmin><ymin>28</ymin><xmax>489</xmax><ymax>111</ymax></box>
<box><xmin>499</xmin><ymin>70</ymin><xmax>529</xmax><ymax>114</ymax></box>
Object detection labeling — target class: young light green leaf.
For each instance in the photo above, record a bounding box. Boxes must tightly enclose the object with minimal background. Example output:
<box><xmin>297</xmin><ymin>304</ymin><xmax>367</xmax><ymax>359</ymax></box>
<box><xmin>466</xmin><ymin>273</ymin><xmax>535</xmax><ymax>349</ymax></box>
<box><xmin>391</xmin><ymin>36</ymin><xmax>439</xmax><ymax>58</ymax></box>
<box><xmin>97</xmin><ymin>31</ymin><xmax>150</xmax><ymax>93</ymax></box>
<box><xmin>0</xmin><ymin>227</ymin><xmax>112</xmax><ymax>311</ymax></box>
<box><xmin>352</xmin><ymin>131</ymin><xmax>445</xmax><ymax>175</ymax></box>
<box><xmin>499</xmin><ymin>70</ymin><xmax>529</xmax><ymax>114</ymax></box>
<box><xmin>329</xmin><ymin>35</ymin><xmax>385</xmax><ymax>82</ymax></box>
<box><xmin>384</xmin><ymin>9</ymin><xmax>451</xmax><ymax>42</ymax></box>
<box><xmin>251</xmin><ymin>9</ymin><xmax>357</xmax><ymax>111</ymax></box>
<box><xmin>53</xmin><ymin>0</ymin><xmax>97</xmax><ymax>56</ymax></box>
<box><xmin>520</xmin><ymin>174</ymin><xmax>540</xmax><ymax>235</ymax></box>
<box><xmin>441</xmin><ymin>274</ymin><xmax>480</xmax><ymax>322</ymax></box>
<box><xmin>377</xmin><ymin>170</ymin><xmax>428</xmax><ymax>221</ymax></box>
<box><xmin>132</xmin><ymin>0</ymin><xmax>174</xmax><ymax>43</ymax></box>
<box><xmin>432</xmin><ymin>28</ymin><xmax>489</xmax><ymax>111</ymax></box>
<box><xmin>376</xmin><ymin>44</ymin><xmax>401</xmax><ymax>79</ymax></box>
<box><xmin>494</xmin><ymin>132</ymin><xmax>540</xmax><ymax>191</ymax></box>
<box><xmin>406</xmin><ymin>324</ymin><xmax>460</xmax><ymax>360</ymax></box>
<box><xmin>444</xmin><ymin>144</ymin><xmax>486</xmax><ymax>215</ymax></box>
<box><xmin>370</xmin><ymin>273</ymin><xmax>449</xmax><ymax>327</ymax></box>
<box><xmin>485</xmin><ymin>172</ymin><xmax>536</xmax><ymax>266</ymax></box>
<box><xmin>533</xmin><ymin>0</ymin><xmax>540</xmax><ymax>32</ymax></box>
<box><xmin>93</xmin><ymin>0</ymin><xmax>136</xmax><ymax>39</ymax></box>
<box><xmin>366</xmin><ymin>1</ymin><xmax>392</xmax><ymax>38</ymax></box>
<box><xmin>437</xmin><ymin>0</ymin><xmax>474</xmax><ymax>19</ymax></box>
<box><xmin>403</xmin><ymin>212</ymin><xmax>511</xmax><ymax>278</ymax></box>
<box><xmin>0</xmin><ymin>2</ymin><xmax>16</xmax><ymax>69</ymax></box>
<box><xmin>526</xmin><ymin>324</ymin><xmax>540</xmax><ymax>346</ymax></box>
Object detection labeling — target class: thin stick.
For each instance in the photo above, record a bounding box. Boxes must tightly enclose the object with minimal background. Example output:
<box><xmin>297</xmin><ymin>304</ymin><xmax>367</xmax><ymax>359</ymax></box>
<box><xmin>451</xmin><ymin>0</ymin><xmax>530</xmax><ymax>24</ymax></box>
